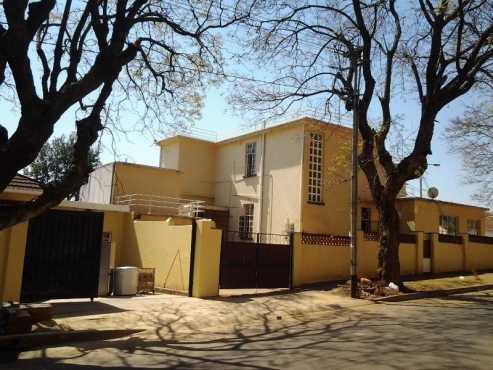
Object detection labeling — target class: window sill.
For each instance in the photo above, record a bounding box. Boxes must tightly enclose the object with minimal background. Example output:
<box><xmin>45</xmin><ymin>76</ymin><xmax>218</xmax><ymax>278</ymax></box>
<box><xmin>307</xmin><ymin>201</ymin><xmax>325</xmax><ymax>206</ymax></box>
<box><xmin>243</xmin><ymin>174</ymin><xmax>257</xmax><ymax>179</ymax></box>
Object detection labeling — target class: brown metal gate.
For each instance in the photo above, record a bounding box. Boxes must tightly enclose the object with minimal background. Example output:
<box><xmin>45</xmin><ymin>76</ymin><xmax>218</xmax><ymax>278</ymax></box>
<box><xmin>219</xmin><ymin>232</ymin><xmax>293</xmax><ymax>289</ymax></box>
<box><xmin>21</xmin><ymin>210</ymin><xmax>104</xmax><ymax>302</ymax></box>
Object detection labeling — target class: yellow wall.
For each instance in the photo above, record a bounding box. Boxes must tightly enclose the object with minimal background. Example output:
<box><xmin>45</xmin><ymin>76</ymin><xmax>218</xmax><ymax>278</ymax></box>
<box><xmin>192</xmin><ymin>220</ymin><xmax>222</xmax><ymax>298</ymax></box>
<box><xmin>292</xmin><ymin>233</ymin><xmax>350</xmax><ymax>286</ymax></box>
<box><xmin>300</xmin><ymin>121</ymin><xmax>377</xmax><ymax>235</ymax></box>
<box><xmin>215</xmin><ymin>123</ymin><xmax>304</xmax><ymax>235</ymax></box>
<box><xmin>293</xmin><ymin>231</ymin><xmax>420</xmax><ymax>286</ymax></box>
<box><xmin>399</xmin><ymin>243</ymin><xmax>417</xmax><ymax>276</ymax></box>
<box><xmin>123</xmin><ymin>219</ymin><xmax>192</xmax><ymax>293</ymax></box>
<box><xmin>466</xmin><ymin>241</ymin><xmax>493</xmax><ymax>271</ymax></box>
<box><xmin>0</xmin><ymin>222</ymin><xmax>28</xmax><ymax>302</ymax></box>
<box><xmin>357</xmin><ymin>236</ymin><xmax>380</xmax><ymax>279</ymax></box>
<box><xmin>112</xmin><ymin>163</ymin><xmax>182</xmax><ymax>203</ymax></box>
<box><xmin>0</xmin><ymin>227</ymin><xmax>11</xmax><ymax>300</ymax></box>
<box><xmin>400</xmin><ymin>199</ymin><xmax>487</xmax><ymax>234</ymax></box>
<box><xmin>432</xmin><ymin>241</ymin><xmax>464</xmax><ymax>274</ymax></box>
<box><xmin>177</xmin><ymin>138</ymin><xmax>216</xmax><ymax>202</ymax></box>
<box><xmin>103</xmin><ymin>211</ymin><xmax>130</xmax><ymax>269</ymax></box>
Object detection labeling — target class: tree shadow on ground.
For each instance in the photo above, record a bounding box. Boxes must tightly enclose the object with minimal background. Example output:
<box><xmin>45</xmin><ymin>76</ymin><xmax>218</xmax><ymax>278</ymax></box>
<box><xmin>50</xmin><ymin>301</ymin><xmax>128</xmax><ymax>319</ymax></box>
<box><xmin>6</xmin><ymin>291</ymin><xmax>493</xmax><ymax>370</ymax></box>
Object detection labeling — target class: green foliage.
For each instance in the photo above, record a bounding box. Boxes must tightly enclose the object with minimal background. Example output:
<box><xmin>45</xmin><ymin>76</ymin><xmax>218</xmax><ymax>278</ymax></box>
<box><xmin>24</xmin><ymin>135</ymin><xmax>101</xmax><ymax>200</ymax></box>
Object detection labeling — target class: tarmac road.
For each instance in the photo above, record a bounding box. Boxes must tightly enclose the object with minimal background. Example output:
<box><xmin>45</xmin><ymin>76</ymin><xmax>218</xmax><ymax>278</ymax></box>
<box><xmin>4</xmin><ymin>289</ymin><xmax>493</xmax><ymax>370</ymax></box>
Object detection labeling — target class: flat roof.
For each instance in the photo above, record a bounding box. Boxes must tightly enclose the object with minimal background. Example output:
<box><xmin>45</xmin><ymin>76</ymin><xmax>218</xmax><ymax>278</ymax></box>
<box><xmin>217</xmin><ymin>116</ymin><xmax>351</xmax><ymax>145</ymax></box>
<box><xmin>93</xmin><ymin>161</ymin><xmax>180</xmax><ymax>174</ymax></box>
<box><xmin>155</xmin><ymin>116</ymin><xmax>352</xmax><ymax>147</ymax></box>
<box><xmin>397</xmin><ymin>197</ymin><xmax>489</xmax><ymax>211</ymax></box>
<box><xmin>58</xmin><ymin>200</ymin><xmax>130</xmax><ymax>213</ymax></box>
<box><xmin>156</xmin><ymin>134</ymin><xmax>216</xmax><ymax>146</ymax></box>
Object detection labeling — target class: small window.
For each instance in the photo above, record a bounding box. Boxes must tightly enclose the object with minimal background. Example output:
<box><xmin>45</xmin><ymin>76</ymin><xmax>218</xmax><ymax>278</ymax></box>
<box><xmin>467</xmin><ymin>219</ymin><xmax>481</xmax><ymax>236</ymax></box>
<box><xmin>439</xmin><ymin>215</ymin><xmax>458</xmax><ymax>235</ymax></box>
<box><xmin>239</xmin><ymin>204</ymin><xmax>254</xmax><ymax>240</ymax></box>
<box><xmin>245</xmin><ymin>142</ymin><xmax>257</xmax><ymax>177</ymax></box>
<box><xmin>308</xmin><ymin>133</ymin><xmax>324</xmax><ymax>203</ymax></box>
<box><xmin>361</xmin><ymin>208</ymin><xmax>372</xmax><ymax>233</ymax></box>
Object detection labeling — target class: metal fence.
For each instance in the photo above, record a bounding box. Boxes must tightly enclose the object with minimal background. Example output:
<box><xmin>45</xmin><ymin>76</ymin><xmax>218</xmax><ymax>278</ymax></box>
<box><xmin>438</xmin><ymin>233</ymin><xmax>463</xmax><ymax>244</ymax></box>
<box><xmin>115</xmin><ymin>194</ymin><xmax>205</xmax><ymax>217</ymax></box>
<box><xmin>469</xmin><ymin>234</ymin><xmax>493</xmax><ymax>245</ymax></box>
<box><xmin>224</xmin><ymin>230</ymin><xmax>291</xmax><ymax>245</ymax></box>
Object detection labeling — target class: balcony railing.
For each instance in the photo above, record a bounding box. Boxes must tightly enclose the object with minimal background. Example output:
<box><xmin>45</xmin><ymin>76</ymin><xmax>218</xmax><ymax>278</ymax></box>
<box><xmin>115</xmin><ymin>194</ymin><xmax>205</xmax><ymax>217</ymax></box>
<box><xmin>224</xmin><ymin>230</ymin><xmax>291</xmax><ymax>245</ymax></box>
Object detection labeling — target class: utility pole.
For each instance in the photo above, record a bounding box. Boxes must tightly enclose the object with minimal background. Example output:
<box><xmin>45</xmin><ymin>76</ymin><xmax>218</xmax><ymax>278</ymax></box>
<box><xmin>350</xmin><ymin>47</ymin><xmax>362</xmax><ymax>299</ymax></box>
<box><xmin>419</xmin><ymin>163</ymin><xmax>440</xmax><ymax>197</ymax></box>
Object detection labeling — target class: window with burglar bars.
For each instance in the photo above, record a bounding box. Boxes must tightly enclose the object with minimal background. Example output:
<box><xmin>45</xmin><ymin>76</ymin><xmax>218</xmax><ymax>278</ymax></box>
<box><xmin>245</xmin><ymin>142</ymin><xmax>257</xmax><ymax>177</ymax></box>
<box><xmin>439</xmin><ymin>215</ymin><xmax>458</xmax><ymax>235</ymax></box>
<box><xmin>239</xmin><ymin>204</ymin><xmax>254</xmax><ymax>240</ymax></box>
<box><xmin>308</xmin><ymin>133</ymin><xmax>324</xmax><ymax>203</ymax></box>
<box><xmin>467</xmin><ymin>219</ymin><xmax>481</xmax><ymax>235</ymax></box>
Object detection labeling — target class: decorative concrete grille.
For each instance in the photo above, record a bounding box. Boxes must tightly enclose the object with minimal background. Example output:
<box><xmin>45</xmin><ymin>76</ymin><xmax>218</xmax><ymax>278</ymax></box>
<box><xmin>364</xmin><ymin>232</ymin><xmax>379</xmax><ymax>241</ymax></box>
<box><xmin>308</xmin><ymin>133</ymin><xmax>324</xmax><ymax>203</ymax></box>
<box><xmin>301</xmin><ymin>232</ymin><xmax>350</xmax><ymax>246</ymax></box>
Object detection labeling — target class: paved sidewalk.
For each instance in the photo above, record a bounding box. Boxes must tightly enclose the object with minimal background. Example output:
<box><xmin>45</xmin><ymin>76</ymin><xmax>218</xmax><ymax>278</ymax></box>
<box><xmin>48</xmin><ymin>287</ymin><xmax>369</xmax><ymax>335</ymax></box>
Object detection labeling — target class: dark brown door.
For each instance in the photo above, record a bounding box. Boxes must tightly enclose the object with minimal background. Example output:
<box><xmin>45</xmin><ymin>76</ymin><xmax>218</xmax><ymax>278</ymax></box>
<box><xmin>21</xmin><ymin>210</ymin><xmax>104</xmax><ymax>302</ymax></box>
<box><xmin>220</xmin><ymin>237</ymin><xmax>292</xmax><ymax>289</ymax></box>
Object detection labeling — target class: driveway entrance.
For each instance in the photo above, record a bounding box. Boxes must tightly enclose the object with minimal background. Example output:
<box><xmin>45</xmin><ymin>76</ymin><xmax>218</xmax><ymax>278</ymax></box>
<box><xmin>21</xmin><ymin>210</ymin><xmax>104</xmax><ymax>302</ymax></box>
<box><xmin>219</xmin><ymin>231</ymin><xmax>293</xmax><ymax>289</ymax></box>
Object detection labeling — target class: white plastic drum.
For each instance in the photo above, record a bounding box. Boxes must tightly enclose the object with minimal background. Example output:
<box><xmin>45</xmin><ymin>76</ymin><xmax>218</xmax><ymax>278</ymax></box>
<box><xmin>114</xmin><ymin>266</ymin><xmax>139</xmax><ymax>295</ymax></box>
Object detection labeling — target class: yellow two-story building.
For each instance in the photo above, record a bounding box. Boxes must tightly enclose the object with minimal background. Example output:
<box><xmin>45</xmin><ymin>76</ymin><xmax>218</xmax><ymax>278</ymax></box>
<box><xmin>81</xmin><ymin>117</ymin><xmax>488</xmax><ymax>239</ymax></box>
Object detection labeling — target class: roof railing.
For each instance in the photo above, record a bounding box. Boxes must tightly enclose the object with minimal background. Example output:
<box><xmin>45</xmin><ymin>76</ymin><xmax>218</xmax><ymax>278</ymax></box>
<box><xmin>115</xmin><ymin>193</ymin><xmax>205</xmax><ymax>217</ymax></box>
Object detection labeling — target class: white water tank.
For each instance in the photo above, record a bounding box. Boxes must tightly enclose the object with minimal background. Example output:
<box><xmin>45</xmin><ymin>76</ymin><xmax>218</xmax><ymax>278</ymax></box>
<box><xmin>114</xmin><ymin>266</ymin><xmax>139</xmax><ymax>296</ymax></box>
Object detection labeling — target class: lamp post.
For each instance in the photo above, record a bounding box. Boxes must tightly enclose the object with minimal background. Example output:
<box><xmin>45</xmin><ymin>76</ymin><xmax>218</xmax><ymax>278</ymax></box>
<box><xmin>419</xmin><ymin>163</ymin><xmax>440</xmax><ymax>198</ymax></box>
<box><xmin>350</xmin><ymin>47</ymin><xmax>363</xmax><ymax>299</ymax></box>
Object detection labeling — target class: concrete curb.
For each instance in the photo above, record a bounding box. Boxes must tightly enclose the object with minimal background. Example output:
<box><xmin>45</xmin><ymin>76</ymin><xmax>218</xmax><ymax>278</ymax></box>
<box><xmin>0</xmin><ymin>328</ymin><xmax>145</xmax><ymax>351</ymax></box>
<box><xmin>371</xmin><ymin>283</ymin><xmax>493</xmax><ymax>303</ymax></box>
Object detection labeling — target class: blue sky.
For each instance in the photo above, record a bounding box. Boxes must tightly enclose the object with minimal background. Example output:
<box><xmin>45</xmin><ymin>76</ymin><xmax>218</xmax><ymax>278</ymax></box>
<box><xmin>0</xmin><ymin>81</ymin><xmax>482</xmax><ymax>207</ymax></box>
<box><xmin>0</xmin><ymin>2</ymin><xmax>485</xmax><ymax>209</ymax></box>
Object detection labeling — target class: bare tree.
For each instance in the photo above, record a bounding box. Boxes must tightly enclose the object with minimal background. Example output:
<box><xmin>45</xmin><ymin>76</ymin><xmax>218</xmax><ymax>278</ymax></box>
<box><xmin>448</xmin><ymin>102</ymin><xmax>493</xmax><ymax>204</ymax></box>
<box><xmin>0</xmin><ymin>0</ymin><xmax>254</xmax><ymax>230</ymax></box>
<box><xmin>231</xmin><ymin>0</ymin><xmax>493</xmax><ymax>284</ymax></box>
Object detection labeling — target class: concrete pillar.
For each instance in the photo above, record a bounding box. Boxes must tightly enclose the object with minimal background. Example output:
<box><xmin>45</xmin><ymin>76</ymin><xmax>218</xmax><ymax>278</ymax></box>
<box><xmin>431</xmin><ymin>233</ymin><xmax>439</xmax><ymax>274</ymax></box>
<box><xmin>415</xmin><ymin>232</ymin><xmax>424</xmax><ymax>275</ymax></box>
<box><xmin>291</xmin><ymin>232</ymin><xmax>303</xmax><ymax>288</ymax></box>
<box><xmin>191</xmin><ymin>220</ymin><xmax>222</xmax><ymax>298</ymax></box>
<box><xmin>461</xmin><ymin>233</ymin><xmax>469</xmax><ymax>272</ymax></box>
<box><xmin>2</xmin><ymin>222</ymin><xmax>29</xmax><ymax>302</ymax></box>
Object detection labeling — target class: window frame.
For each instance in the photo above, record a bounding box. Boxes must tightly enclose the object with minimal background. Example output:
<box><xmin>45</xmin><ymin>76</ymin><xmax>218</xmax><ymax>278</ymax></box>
<box><xmin>439</xmin><ymin>215</ymin><xmax>459</xmax><ymax>235</ymax></box>
<box><xmin>361</xmin><ymin>207</ymin><xmax>372</xmax><ymax>233</ymax></box>
<box><xmin>239</xmin><ymin>203</ymin><xmax>254</xmax><ymax>240</ymax></box>
<box><xmin>467</xmin><ymin>219</ymin><xmax>481</xmax><ymax>236</ymax></box>
<box><xmin>244</xmin><ymin>142</ymin><xmax>257</xmax><ymax>178</ymax></box>
<box><xmin>308</xmin><ymin>132</ymin><xmax>324</xmax><ymax>204</ymax></box>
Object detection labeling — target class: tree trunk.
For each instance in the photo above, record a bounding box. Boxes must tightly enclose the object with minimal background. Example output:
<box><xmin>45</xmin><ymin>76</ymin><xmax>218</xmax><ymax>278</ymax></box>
<box><xmin>377</xmin><ymin>199</ymin><xmax>401</xmax><ymax>285</ymax></box>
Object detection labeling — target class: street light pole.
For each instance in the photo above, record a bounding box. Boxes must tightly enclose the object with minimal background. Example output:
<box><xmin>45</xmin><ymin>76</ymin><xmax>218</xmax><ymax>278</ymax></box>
<box><xmin>350</xmin><ymin>48</ymin><xmax>362</xmax><ymax>299</ymax></box>
<box><xmin>419</xmin><ymin>163</ymin><xmax>440</xmax><ymax>198</ymax></box>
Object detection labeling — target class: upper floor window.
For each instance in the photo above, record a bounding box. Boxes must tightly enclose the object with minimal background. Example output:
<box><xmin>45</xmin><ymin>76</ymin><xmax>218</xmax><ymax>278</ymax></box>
<box><xmin>439</xmin><ymin>215</ymin><xmax>458</xmax><ymax>235</ymax></box>
<box><xmin>361</xmin><ymin>207</ymin><xmax>372</xmax><ymax>233</ymax></box>
<box><xmin>245</xmin><ymin>142</ymin><xmax>257</xmax><ymax>177</ymax></box>
<box><xmin>239</xmin><ymin>203</ymin><xmax>254</xmax><ymax>240</ymax></box>
<box><xmin>467</xmin><ymin>219</ymin><xmax>481</xmax><ymax>236</ymax></box>
<box><xmin>308</xmin><ymin>133</ymin><xmax>324</xmax><ymax>203</ymax></box>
